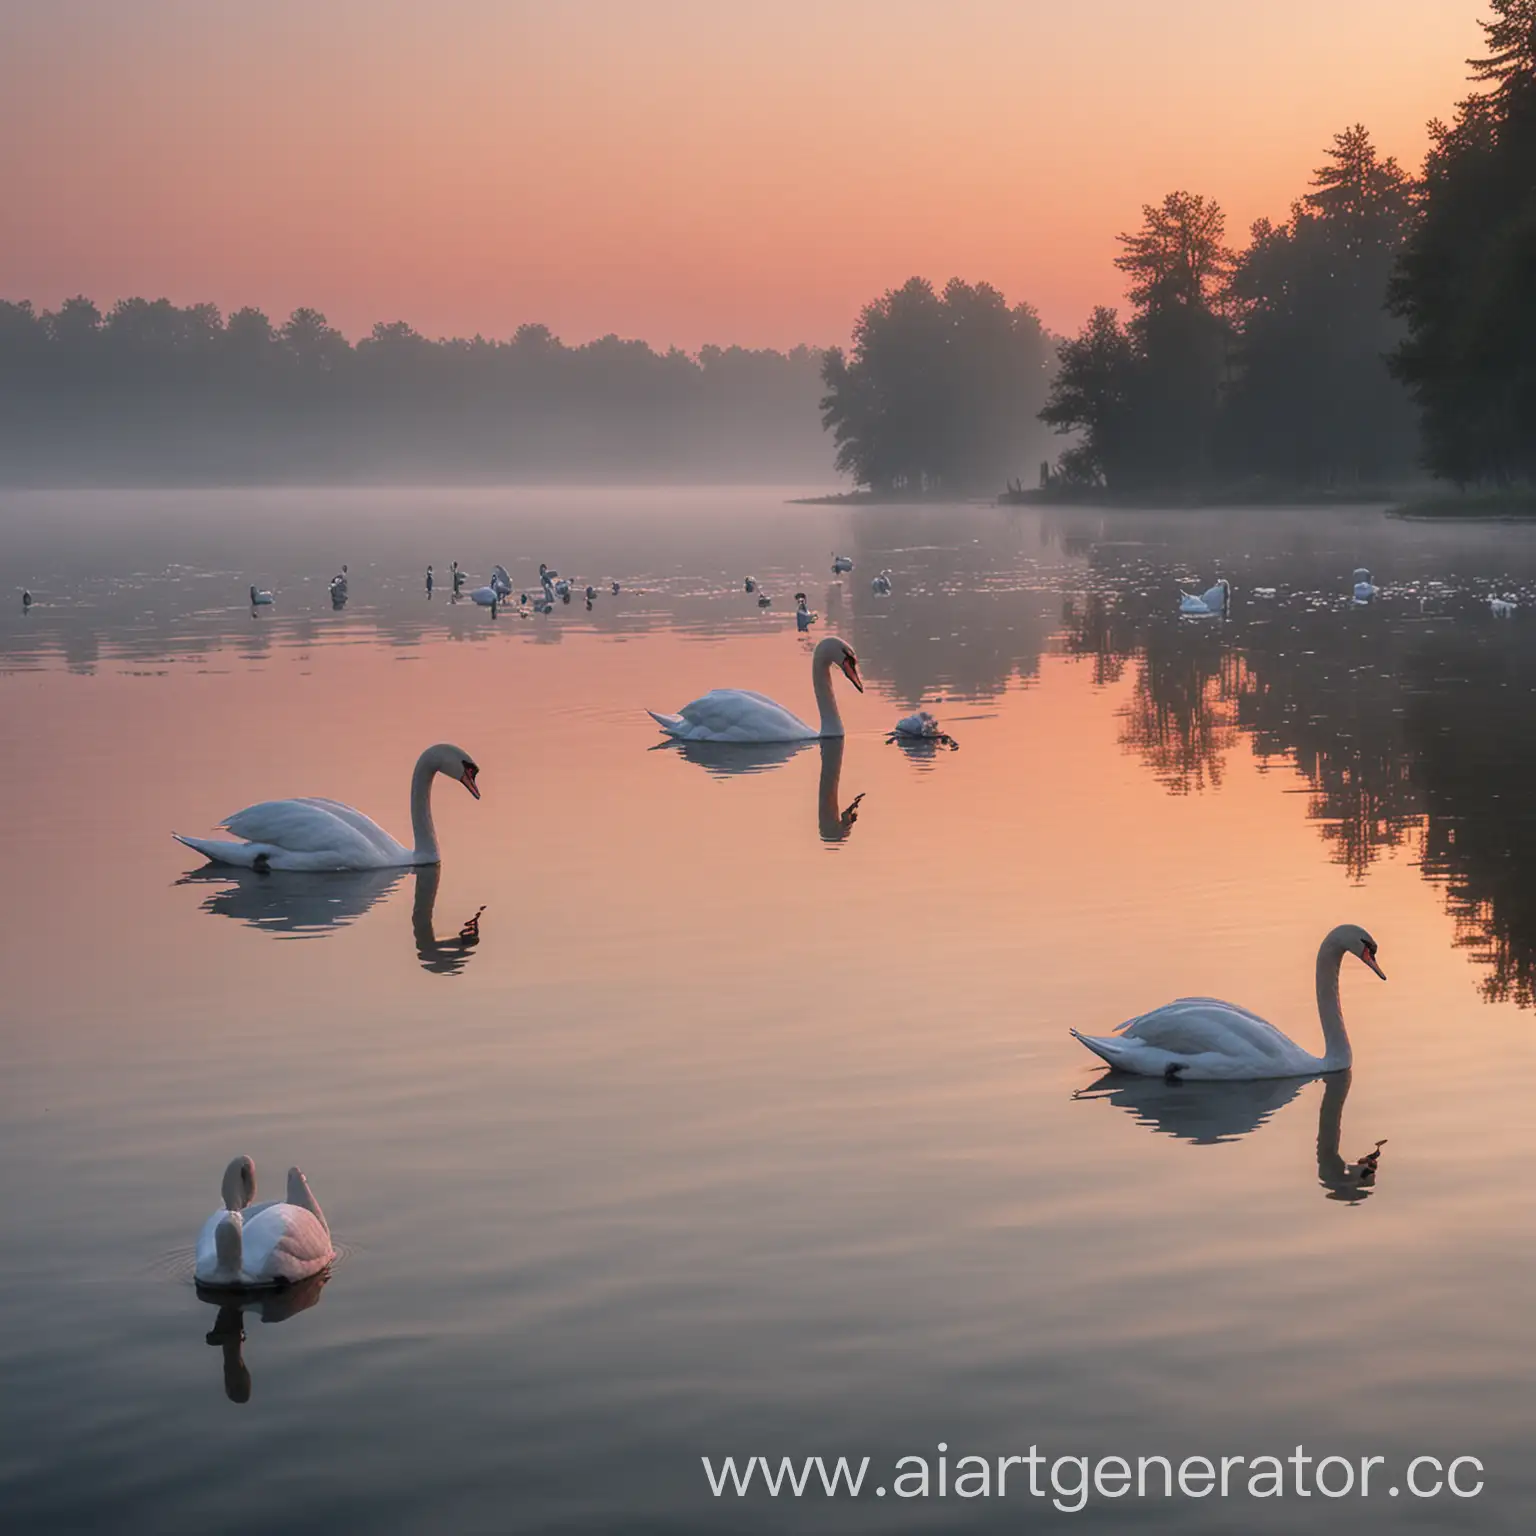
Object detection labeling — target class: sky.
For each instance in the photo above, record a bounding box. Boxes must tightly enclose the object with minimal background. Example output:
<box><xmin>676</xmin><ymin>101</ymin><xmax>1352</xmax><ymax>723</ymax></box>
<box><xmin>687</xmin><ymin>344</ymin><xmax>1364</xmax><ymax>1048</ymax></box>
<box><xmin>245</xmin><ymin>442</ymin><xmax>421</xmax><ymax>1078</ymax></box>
<box><xmin>0</xmin><ymin>0</ymin><xmax>1490</xmax><ymax>350</ymax></box>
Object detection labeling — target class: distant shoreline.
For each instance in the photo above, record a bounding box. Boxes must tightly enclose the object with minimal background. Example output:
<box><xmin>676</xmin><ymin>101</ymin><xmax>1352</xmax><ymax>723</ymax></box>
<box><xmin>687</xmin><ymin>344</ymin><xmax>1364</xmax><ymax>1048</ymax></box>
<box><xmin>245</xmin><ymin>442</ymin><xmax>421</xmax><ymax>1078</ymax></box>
<box><xmin>1388</xmin><ymin>489</ymin><xmax>1536</xmax><ymax>521</ymax></box>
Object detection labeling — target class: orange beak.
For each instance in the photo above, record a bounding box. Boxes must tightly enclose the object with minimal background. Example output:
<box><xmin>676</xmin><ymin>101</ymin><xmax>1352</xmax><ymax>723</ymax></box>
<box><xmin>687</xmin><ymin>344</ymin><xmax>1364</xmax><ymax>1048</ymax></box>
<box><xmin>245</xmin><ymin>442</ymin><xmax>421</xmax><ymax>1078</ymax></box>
<box><xmin>841</xmin><ymin>655</ymin><xmax>864</xmax><ymax>693</ymax></box>
<box><xmin>460</xmin><ymin>768</ymin><xmax>481</xmax><ymax>800</ymax></box>
<box><xmin>1361</xmin><ymin>949</ymin><xmax>1385</xmax><ymax>980</ymax></box>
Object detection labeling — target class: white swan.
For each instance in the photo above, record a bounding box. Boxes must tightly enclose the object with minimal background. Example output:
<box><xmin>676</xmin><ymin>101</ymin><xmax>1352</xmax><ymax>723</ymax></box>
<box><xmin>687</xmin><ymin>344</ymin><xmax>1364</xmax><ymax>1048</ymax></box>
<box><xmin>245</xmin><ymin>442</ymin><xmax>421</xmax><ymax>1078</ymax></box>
<box><xmin>1071</xmin><ymin>924</ymin><xmax>1385</xmax><ymax>1081</ymax></box>
<box><xmin>795</xmin><ymin>593</ymin><xmax>816</xmax><ymax>631</ymax></box>
<box><xmin>174</xmin><ymin>742</ymin><xmax>481</xmax><ymax>871</ymax></box>
<box><xmin>871</xmin><ymin>570</ymin><xmax>893</xmax><ymax>595</ymax></box>
<box><xmin>469</xmin><ymin>585</ymin><xmax>500</xmax><ymax>608</ymax></box>
<box><xmin>1178</xmin><ymin>578</ymin><xmax>1229</xmax><ymax>617</ymax></box>
<box><xmin>649</xmin><ymin>634</ymin><xmax>864</xmax><ymax>742</ymax></box>
<box><xmin>1352</xmin><ymin>568</ymin><xmax>1377</xmax><ymax>602</ymax></box>
<box><xmin>328</xmin><ymin>565</ymin><xmax>349</xmax><ymax>600</ymax></box>
<box><xmin>895</xmin><ymin>709</ymin><xmax>943</xmax><ymax>737</ymax></box>
<box><xmin>831</xmin><ymin>553</ymin><xmax>854</xmax><ymax>574</ymax></box>
<box><xmin>1490</xmin><ymin>595</ymin><xmax>1517</xmax><ymax>617</ymax></box>
<box><xmin>249</xmin><ymin>586</ymin><xmax>273</xmax><ymax>607</ymax></box>
<box><xmin>490</xmin><ymin>564</ymin><xmax>513</xmax><ymax>597</ymax></box>
<box><xmin>195</xmin><ymin>1156</ymin><xmax>334</xmax><ymax>1289</ymax></box>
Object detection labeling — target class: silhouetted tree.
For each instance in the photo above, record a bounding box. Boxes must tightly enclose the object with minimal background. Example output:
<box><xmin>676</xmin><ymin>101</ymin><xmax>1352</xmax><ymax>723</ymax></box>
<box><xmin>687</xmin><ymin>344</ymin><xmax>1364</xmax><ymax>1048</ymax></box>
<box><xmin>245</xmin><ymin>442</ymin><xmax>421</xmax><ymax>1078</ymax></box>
<box><xmin>819</xmin><ymin>277</ymin><xmax>1053</xmax><ymax>493</ymax></box>
<box><xmin>1224</xmin><ymin>126</ymin><xmax>1417</xmax><ymax>484</ymax></box>
<box><xmin>1390</xmin><ymin>1</ymin><xmax>1536</xmax><ymax>483</ymax></box>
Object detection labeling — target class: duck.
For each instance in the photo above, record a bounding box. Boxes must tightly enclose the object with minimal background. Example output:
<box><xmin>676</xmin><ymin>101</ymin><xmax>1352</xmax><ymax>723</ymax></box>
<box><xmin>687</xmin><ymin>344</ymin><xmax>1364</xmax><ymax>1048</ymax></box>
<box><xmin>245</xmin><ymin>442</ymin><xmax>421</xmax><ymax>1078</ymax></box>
<box><xmin>649</xmin><ymin>635</ymin><xmax>864</xmax><ymax>743</ymax></box>
<box><xmin>831</xmin><ymin>553</ymin><xmax>854</xmax><ymax>574</ymax></box>
<box><xmin>744</xmin><ymin>577</ymin><xmax>758</xmax><ymax>594</ymax></box>
<box><xmin>249</xmin><ymin>586</ymin><xmax>274</xmax><ymax>607</ymax></box>
<box><xmin>174</xmin><ymin>742</ymin><xmax>481</xmax><ymax>870</ymax></box>
<box><xmin>795</xmin><ymin>593</ymin><xmax>816</xmax><ymax>631</ymax></box>
<box><xmin>1178</xmin><ymin>578</ymin><xmax>1229</xmax><ymax>618</ymax></box>
<box><xmin>425</xmin><ymin>566</ymin><xmax>435</xmax><ymax>596</ymax></box>
<box><xmin>328</xmin><ymin>565</ymin><xmax>349</xmax><ymax>601</ymax></box>
<box><xmin>611</xmin><ymin>579</ymin><xmax>621</xmax><ymax>595</ymax></box>
<box><xmin>21</xmin><ymin>589</ymin><xmax>31</xmax><ymax>609</ymax></box>
<box><xmin>195</xmin><ymin>1156</ymin><xmax>334</xmax><ymax>1289</ymax></box>
<box><xmin>1071</xmin><ymin>924</ymin><xmax>1385</xmax><ymax>1081</ymax></box>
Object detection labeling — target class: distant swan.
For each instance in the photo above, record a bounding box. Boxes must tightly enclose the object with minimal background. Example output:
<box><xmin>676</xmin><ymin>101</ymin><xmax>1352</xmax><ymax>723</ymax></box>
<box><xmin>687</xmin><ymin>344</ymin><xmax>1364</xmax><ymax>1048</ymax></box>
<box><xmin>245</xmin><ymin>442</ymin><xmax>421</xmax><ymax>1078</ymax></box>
<box><xmin>795</xmin><ymin>592</ymin><xmax>816</xmax><ymax>631</ymax></box>
<box><xmin>425</xmin><ymin>566</ymin><xmax>434</xmax><ymax>595</ymax></box>
<box><xmin>469</xmin><ymin>585</ymin><xmax>500</xmax><ymax>609</ymax></box>
<box><xmin>249</xmin><ymin>586</ymin><xmax>273</xmax><ymax>607</ymax></box>
<box><xmin>490</xmin><ymin>565</ymin><xmax>513</xmax><ymax>598</ymax></box>
<box><xmin>831</xmin><ymin>553</ymin><xmax>854</xmax><ymax>574</ymax></box>
<box><xmin>1490</xmin><ymin>595</ymin><xmax>1517</xmax><ymax>617</ymax></box>
<box><xmin>871</xmin><ymin>570</ymin><xmax>892</xmax><ymax>595</ymax></box>
<box><xmin>1178</xmin><ymin>579</ymin><xmax>1229</xmax><ymax>617</ymax></box>
<box><xmin>174</xmin><ymin>742</ymin><xmax>481</xmax><ymax>871</ymax></box>
<box><xmin>649</xmin><ymin>634</ymin><xmax>864</xmax><ymax>742</ymax></box>
<box><xmin>195</xmin><ymin>1156</ymin><xmax>334</xmax><ymax>1289</ymax></box>
<box><xmin>1071</xmin><ymin>924</ymin><xmax>1385</xmax><ymax>1080</ymax></box>
<box><xmin>1352</xmin><ymin>567</ymin><xmax>1377</xmax><ymax>602</ymax></box>
<box><xmin>744</xmin><ymin>576</ymin><xmax>757</xmax><ymax>593</ymax></box>
<box><xmin>329</xmin><ymin>565</ymin><xmax>348</xmax><ymax>601</ymax></box>
<box><xmin>611</xmin><ymin>579</ymin><xmax>621</xmax><ymax>595</ymax></box>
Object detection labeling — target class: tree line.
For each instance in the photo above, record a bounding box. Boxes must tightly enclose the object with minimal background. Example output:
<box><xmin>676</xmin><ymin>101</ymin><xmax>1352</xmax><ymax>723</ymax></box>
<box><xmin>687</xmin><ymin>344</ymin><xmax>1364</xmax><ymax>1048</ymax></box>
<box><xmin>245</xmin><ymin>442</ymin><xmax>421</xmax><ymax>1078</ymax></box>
<box><xmin>0</xmin><ymin>302</ymin><xmax>828</xmax><ymax>483</ymax></box>
<box><xmin>826</xmin><ymin>1</ymin><xmax>1536</xmax><ymax>497</ymax></box>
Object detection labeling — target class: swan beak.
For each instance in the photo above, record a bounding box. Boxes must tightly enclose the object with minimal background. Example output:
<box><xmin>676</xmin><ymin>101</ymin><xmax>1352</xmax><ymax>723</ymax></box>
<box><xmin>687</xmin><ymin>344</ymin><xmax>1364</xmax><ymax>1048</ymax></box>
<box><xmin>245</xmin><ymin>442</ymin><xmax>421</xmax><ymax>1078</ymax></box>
<box><xmin>841</xmin><ymin>655</ymin><xmax>864</xmax><ymax>692</ymax></box>
<box><xmin>1362</xmin><ymin>949</ymin><xmax>1386</xmax><ymax>980</ymax></box>
<box><xmin>460</xmin><ymin>768</ymin><xmax>481</xmax><ymax>800</ymax></box>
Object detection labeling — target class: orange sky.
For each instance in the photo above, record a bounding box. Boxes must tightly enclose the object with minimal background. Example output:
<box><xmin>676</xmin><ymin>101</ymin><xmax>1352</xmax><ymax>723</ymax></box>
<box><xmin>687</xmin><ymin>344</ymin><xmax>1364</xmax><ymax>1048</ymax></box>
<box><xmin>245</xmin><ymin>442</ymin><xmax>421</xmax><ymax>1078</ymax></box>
<box><xmin>0</xmin><ymin>0</ymin><xmax>1489</xmax><ymax>349</ymax></box>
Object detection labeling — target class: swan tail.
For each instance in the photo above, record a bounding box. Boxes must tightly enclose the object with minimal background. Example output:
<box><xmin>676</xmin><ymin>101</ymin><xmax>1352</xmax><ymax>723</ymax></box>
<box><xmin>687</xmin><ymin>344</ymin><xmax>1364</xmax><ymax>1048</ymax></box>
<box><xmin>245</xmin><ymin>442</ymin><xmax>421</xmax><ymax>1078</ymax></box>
<box><xmin>1070</xmin><ymin>1027</ymin><xmax>1131</xmax><ymax>1070</ymax></box>
<box><xmin>647</xmin><ymin>710</ymin><xmax>686</xmax><ymax>736</ymax></box>
<box><xmin>173</xmin><ymin>833</ymin><xmax>267</xmax><ymax>868</ymax></box>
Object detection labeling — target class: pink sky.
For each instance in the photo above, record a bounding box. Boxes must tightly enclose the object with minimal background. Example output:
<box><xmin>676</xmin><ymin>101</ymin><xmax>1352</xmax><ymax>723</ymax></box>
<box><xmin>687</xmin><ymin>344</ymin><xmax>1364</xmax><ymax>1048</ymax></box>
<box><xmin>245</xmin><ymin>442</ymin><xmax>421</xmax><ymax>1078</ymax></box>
<box><xmin>0</xmin><ymin>0</ymin><xmax>1489</xmax><ymax>349</ymax></box>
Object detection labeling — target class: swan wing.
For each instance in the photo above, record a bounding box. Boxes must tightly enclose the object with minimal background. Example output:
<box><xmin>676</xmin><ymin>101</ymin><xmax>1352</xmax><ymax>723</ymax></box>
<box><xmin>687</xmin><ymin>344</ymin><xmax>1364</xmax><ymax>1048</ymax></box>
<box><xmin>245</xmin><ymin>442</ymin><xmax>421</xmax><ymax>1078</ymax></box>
<box><xmin>289</xmin><ymin>798</ymin><xmax>405</xmax><ymax>858</ymax></box>
<box><xmin>221</xmin><ymin>799</ymin><xmax>405</xmax><ymax>867</ymax></box>
<box><xmin>1117</xmin><ymin>997</ymin><xmax>1300</xmax><ymax>1063</ymax></box>
<box><xmin>241</xmin><ymin>1204</ymin><xmax>335</xmax><ymax>1284</ymax></box>
<box><xmin>651</xmin><ymin>689</ymin><xmax>815</xmax><ymax>743</ymax></box>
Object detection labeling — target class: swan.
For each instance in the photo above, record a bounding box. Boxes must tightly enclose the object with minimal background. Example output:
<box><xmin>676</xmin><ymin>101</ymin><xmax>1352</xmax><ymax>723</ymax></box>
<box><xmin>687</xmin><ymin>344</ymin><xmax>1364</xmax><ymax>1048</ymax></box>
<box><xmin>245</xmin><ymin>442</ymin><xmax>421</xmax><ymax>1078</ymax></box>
<box><xmin>469</xmin><ymin>585</ymin><xmax>500</xmax><ymax>608</ymax></box>
<box><xmin>329</xmin><ymin>565</ymin><xmax>349</xmax><ymax>600</ymax></box>
<box><xmin>1071</xmin><ymin>924</ymin><xmax>1385</xmax><ymax>1081</ymax></box>
<box><xmin>611</xmin><ymin>580</ymin><xmax>621</xmax><ymax>595</ymax></box>
<box><xmin>871</xmin><ymin>570</ymin><xmax>893</xmax><ymax>595</ymax></box>
<box><xmin>491</xmin><ymin>565</ymin><xmax>513</xmax><ymax>598</ymax></box>
<box><xmin>425</xmin><ymin>566</ymin><xmax>435</xmax><ymax>595</ymax></box>
<box><xmin>1352</xmin><ymin>568</ymin><xmax>1377</xmax><ymax>602</ymax></box>
<box><xmin>757</xmin><ymin>591</ymin><xmax>772</xmax><ymax>607</ymax></box>
<box><xmin>585</xmin><ymin>584</ymin><xmax>596</xmax><ymax>601</ymax></box>
<box><xmin>1490</xmin><ymin>595</ymin><xmax>1517</xmax><ymax>617</ymax></box>
<box><xmin>1178</xmin><ymin>578</ymin><xmax>1229</xmax><ymax>617</ymax></box>
<box><xmin>795</xmin><ymin>592</ymin><xmax>816</xmax><ymax>631</ymax></box>
<box><xmin>21</xmin><ymin>589</ymin><xmax>31</xmax><ymax>609</ymax></box>
<box><xmin>539</xmin><ymin>563</ymin><xmax>558</xmax><ymax>582</ymax></box>
<box><xmin>831</xmin><ymin>553</ymin><xmax>854</xmax><ymax>574</ymax></box>
<box><xmin>744</xmin><ymin>576</ymin><xmax>757</xmax><ymax>593</ymax></box>
<box><xmin>174</xmin><ymin>742</ymin><xmax>481</xmax><ymax>871</ymax></box>
<box><xmin>895</xmin><ymin>709</ymin><xmax>943</xmax><ymax>738</ymax></box>
<box><xmin>195</xmin><ymin>1156</ymin><xmax>334</xmax><ymax>1289</ymax></box>
<box><xmin>249</xmin><ymin>586</ymin><xmax>274</xmax><ymax>607</ymax></box>
<box><xmin>649</xmin><ymin>634</ymin><xmax>864</xmax><ymax>743</ymax></box>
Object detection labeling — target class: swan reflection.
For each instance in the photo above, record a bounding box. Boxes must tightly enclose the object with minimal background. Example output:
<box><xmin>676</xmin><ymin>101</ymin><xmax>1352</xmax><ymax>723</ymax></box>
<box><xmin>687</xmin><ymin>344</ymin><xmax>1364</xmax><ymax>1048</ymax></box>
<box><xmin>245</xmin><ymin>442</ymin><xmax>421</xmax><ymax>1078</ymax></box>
<box><xmin>196</xmin><ymin>1270</ymin><xmax>329</xmax><ymax>1403</ymax></box>
<box><xmin>817</xmin><ymin>737</ymin><xmax>864</xmax><ymax>844</ymax></box>
<box><xmin>177</xmin><ymin>864</ymin><xmax>404</xmax><ymax>935</ymax></box>
<box><xmin>178</xmin><ymin>864</ymin><xmax>485</xmax><ymax>974</ymax></box>
<box><xmin>659</xmin><ymin>737</ymin><xmax>863</xmax><ymax>843</ymax></box>
<box><xmin>1075</xmin><ymin>1070</ymin><xmax>1386</xmax><ymax>1202</ymax></box>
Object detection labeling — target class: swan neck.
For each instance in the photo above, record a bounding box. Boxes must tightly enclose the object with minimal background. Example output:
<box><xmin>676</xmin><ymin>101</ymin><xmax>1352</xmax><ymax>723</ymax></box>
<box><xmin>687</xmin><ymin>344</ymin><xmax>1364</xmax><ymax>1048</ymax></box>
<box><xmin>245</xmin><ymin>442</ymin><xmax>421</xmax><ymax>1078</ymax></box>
<box><xmin>1315</xmin><ymin>938</ymin><xmax>1351</xmax><ymax>1069</ymax></box>
<box><xmin>813</xmin><ymin>653</ymin><xmax>844</xmax><ymax>737</ymax></box>
<box><xmin>409</xmin><ymin>752</ymin><xmax>440</xmax><ymax>863</ymax></box>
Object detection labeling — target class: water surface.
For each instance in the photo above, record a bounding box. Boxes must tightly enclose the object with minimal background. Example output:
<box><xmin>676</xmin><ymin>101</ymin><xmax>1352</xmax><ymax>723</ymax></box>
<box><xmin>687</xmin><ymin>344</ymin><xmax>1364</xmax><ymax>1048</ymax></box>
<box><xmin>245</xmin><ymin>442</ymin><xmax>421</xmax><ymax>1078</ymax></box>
<box><xmin>2</xmin><ymin>488</ymin><xmax>1533</xmax><ymax>1533</ymax></box>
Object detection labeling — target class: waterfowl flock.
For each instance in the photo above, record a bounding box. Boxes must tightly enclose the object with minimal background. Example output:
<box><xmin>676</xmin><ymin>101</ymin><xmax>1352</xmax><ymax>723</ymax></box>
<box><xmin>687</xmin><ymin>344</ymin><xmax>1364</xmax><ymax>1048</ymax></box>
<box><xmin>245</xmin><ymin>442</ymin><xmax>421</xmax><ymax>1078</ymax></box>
<box><xmin>158</xmin><ymin>542</ymin><xmax>1527</xmax><ymax>1292</ymax></box>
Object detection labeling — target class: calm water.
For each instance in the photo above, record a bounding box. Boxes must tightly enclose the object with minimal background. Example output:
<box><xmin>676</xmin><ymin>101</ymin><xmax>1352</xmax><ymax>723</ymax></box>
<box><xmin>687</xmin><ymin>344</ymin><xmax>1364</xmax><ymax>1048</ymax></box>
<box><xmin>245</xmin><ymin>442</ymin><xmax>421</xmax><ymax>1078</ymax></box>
<box><xmin>2</xmin><ymin>488</ymin><xmax>1534</xmax><ymax>1534</ymax></box>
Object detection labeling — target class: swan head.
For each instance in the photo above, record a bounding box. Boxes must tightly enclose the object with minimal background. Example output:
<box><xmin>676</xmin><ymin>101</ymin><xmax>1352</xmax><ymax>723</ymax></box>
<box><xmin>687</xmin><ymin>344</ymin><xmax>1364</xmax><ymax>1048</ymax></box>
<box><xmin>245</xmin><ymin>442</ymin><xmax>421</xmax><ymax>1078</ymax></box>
<box><xmin>1332</xmin><ymin>924</ymin><xmax>1385</xmax><ymax>980</ymax></box>
<box><xmin>423</xmin><ymin>742</ymin><xmax>481</xmax><ymax>800</ymax></box>
<box><xmin>221</xmin><ymin>1155</ymin><xmax>256</xmax><ymax>1211</ymax></box>
<box><xmin>815</xmin><ymin>635</ymin><xmax>863</xmax><ymax>692</ymax></box>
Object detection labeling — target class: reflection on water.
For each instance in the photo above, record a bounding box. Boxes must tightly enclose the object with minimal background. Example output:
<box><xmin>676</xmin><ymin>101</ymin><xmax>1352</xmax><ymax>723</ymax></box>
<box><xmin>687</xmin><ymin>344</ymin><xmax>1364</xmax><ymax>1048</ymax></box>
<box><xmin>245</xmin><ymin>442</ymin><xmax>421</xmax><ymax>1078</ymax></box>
<box><xmin>815</xmin><ymin>738</ymin><xmax>864</xmax><ymax>845</ymax></box>
<box><xmin>179</xmin><ymin>862</ymin><xmax>485</xmax><ymax>976</ymax></box>
<box><xmin>196</xmin><ymin>1272</ymin><xmax>330</xmax><ymax>1404</ymax></box>
<box><xmin>1075</xmin><ymin>1070</ymin><xmax>1386</xmax><ymax>1205</ymax></box>
<box><xmin>177</xmin><ymin>865</ymin><xmax>406</xmax><ymax>936</ymax></box>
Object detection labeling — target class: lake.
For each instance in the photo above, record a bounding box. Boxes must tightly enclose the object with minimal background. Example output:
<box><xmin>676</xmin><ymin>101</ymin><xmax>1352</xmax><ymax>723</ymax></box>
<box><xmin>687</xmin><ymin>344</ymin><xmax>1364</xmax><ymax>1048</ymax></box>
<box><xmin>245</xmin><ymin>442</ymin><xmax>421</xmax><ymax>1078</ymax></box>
<box><xmin>1</xmin><ymin>487</ymin><xmax>1533</xmax><ymax>1534</ymax></box>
